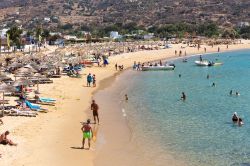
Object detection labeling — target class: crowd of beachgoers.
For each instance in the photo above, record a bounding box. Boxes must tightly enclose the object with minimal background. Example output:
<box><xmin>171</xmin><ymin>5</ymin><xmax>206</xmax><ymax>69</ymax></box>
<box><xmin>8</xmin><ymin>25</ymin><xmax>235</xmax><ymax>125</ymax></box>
<box><xmin>0</xmin><ymin>38</ymin><xmax>248</xmax><ymax>165</ymax></box>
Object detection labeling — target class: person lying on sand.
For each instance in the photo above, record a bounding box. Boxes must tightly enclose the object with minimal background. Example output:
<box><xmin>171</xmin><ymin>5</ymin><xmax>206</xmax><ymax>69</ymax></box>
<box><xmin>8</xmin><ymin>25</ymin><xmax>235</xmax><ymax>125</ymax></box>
<box><xmin>0</xmin><ymin>131</ymin><xmax>17</xmax><ymax>146</ymax></box>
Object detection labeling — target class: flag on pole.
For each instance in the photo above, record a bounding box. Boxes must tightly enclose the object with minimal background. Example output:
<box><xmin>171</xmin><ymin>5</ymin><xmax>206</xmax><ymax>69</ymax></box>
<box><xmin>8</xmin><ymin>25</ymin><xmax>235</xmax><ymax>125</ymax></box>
<box><xmin>38</xmin><ymin>35</ymin><xmax>42</xmax><ymax>42</ymax></box>
<box><xmin>7</xmin><ymin>33</ymin><xmax>10</xmax><ymax>48</ymax></box>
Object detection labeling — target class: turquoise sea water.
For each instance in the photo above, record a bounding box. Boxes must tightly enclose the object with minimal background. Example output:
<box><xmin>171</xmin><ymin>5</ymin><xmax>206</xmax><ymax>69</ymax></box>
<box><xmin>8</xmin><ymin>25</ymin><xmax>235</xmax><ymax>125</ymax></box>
<box><xmin>117</xmin><ymin>50</ymin><xmax>250</xmax><ymax>166</ymax></box>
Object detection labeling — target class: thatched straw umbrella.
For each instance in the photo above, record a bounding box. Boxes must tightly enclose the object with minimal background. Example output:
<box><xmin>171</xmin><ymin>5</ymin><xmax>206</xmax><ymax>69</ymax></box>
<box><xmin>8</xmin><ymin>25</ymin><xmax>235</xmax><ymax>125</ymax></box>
<box><xmin>0</xmin><ymin>83</ymin><xmax>16</xmax><ymax>115</ymax></box>
<box><xmin>12</xmin><ymin>78</ymin><xmax>34</xmax><ymax>87</ymax></box>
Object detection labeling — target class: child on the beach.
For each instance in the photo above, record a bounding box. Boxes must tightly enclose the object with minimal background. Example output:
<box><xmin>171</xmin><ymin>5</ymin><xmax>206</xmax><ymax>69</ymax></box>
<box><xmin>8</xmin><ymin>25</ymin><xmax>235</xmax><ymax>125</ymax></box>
<box><xmin>92</xmin><ymin>74</ymin><xmax>96</xmax><ymax>87</ymax></box>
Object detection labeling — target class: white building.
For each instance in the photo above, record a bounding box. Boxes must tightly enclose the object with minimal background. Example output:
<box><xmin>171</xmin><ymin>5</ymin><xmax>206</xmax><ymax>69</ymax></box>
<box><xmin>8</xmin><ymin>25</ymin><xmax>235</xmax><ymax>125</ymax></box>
<box><xmin>64</xmin><ymin>35</ymin><xmax>77</xmax><ymax>40</ymax></box>
<box><xmin>110</xmin><ymin>31</ymin><xmax>122</xmax><ymax>39</ymax></box>
<box><xmin>238</xmin><ymin>22</ymin><xmax>249</xmax><ymax>28</ymax></box>
<box><xmin>44</xmin><ymin>17</ymin><xmax>51</xmax><ymax>23</ymax></box>
<box><xmin>0</xmin><ymin>28</ymin><xmax>9</xmax><ymax>38</ymax></box>
<box><xmin>50</xmin><ymin>32</ymin><xmax>62</xmax><ymax>36</ymax></box>
<box><xmin>144</xmin><ymin>33</ymin><xmax>154</xmax><ymax>40</ymax></box>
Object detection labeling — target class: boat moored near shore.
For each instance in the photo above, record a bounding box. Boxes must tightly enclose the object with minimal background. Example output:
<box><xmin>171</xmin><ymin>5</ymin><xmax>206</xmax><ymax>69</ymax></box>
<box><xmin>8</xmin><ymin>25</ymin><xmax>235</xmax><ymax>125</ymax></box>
<box><xmin>141</xmin><ymin>64</ymin><xmax>175</xmax><ymax>71</ymax></box>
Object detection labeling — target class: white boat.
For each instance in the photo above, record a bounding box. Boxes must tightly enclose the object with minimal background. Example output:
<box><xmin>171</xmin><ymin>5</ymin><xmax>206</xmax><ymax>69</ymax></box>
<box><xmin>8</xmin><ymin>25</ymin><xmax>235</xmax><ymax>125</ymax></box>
<box><xmin>195</xmin><ymin>60</ymin><xmax>223</xmax><ymax>66</ymax></box>
<box><xmin>213</xmin><ymin>62</ymin><xmax>223</xmax><ymax>66</ymax></box>
<box><xmin>195</xmin><ymin>60</ymin><xmax>210</xmax><ymax>66</ymax></box>
<box><xmin>141</xmin><ymin>65</ymin><xmax>175</xmax><ymax>71</ymax></box>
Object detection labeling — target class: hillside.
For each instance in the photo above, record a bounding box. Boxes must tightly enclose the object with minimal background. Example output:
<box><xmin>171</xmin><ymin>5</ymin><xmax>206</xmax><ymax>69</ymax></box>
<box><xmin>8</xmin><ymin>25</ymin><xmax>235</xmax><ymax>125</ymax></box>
<box><xmin>0</xmin><ymin>0</ymin><xmax>249</xmax><ymax>30</ymax></box>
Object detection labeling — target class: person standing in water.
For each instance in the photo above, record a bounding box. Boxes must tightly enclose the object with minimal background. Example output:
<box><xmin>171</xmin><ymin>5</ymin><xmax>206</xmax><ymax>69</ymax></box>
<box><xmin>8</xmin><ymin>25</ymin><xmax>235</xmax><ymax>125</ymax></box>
<box><xmin>212</xmin><ymin>83</ymin><xmax>216</xmax><ymax>87</ymax></box>
<box><xmin>181</xmin><ymin>92</ymin><xmax>186</xmax><ymax>101</ymax></box>
<box><xmin>229</xmin><ymin>90</ymin><xmax>233</xmax><ymax>96</ymax></box>
<box><xmin>207</xmin><ymin>74</ymin><xmax>209</xmax><ymax>79</ymax></box>
<box><xmin>199</xmin><ymin>55</ymin><xmax>203</xmax><ymax>61</ymax></box>
<box><xmin>91</xmin><ymin>100</ymin><xmax>100</xmax><ymax>124</ymax></box>
<box><xmin>81</xmin><ymin>119</ymin><xmax>93</xmax><ymax>149</ymax></box>
<box><xmin>232</xmin><ymin>112</ymin><xmax>238</xmax><ymax>123</ymax></box>
<box><xmin>238</xmin><ymin>118</ymin><xmax>244</xmax><ymax>126</ymax></box>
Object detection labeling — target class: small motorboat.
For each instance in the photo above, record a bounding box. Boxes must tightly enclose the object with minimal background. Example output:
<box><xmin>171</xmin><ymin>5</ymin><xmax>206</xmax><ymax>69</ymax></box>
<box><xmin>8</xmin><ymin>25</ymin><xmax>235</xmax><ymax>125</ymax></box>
<box><xmin>195</xmin><ymin>60</ymin><xmax>210</xmax><ymax>66</ymax></box>
<box><xmin>213</xmin><ymin>62</ymin><xmax>223</xmax><ymax>66</ymax></box>
<box><xmin>141</xmin><ymin>64</ymin><xmax>175</xmax><ymax>71</ymax></box>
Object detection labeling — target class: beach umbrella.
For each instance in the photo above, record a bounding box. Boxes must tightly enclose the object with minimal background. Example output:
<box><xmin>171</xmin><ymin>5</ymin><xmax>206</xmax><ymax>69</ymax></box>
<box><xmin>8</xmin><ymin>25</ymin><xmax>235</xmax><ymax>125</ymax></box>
<box><xmin>12</xmin><ymin>78</ymin><xmax>34</xmax><ymax>87</ymax></box>
<box><xmin>15</xmin><ymin>67</ymin><xmax>37</xmax><ymax>74</ymax></box>
<box><xmin>8</xmin><ymin>62</ymin><xmax>23</xmax><ymax>68</ymax></box>
<box><xmin>14</xmin><ymin>72</ymin><xmax>34</xmax><ymax>79</ymax></box>
<box><xmin>0</xmin><ymin>83</ymin><xmax>16</xmax><ymax>114</ymax></box>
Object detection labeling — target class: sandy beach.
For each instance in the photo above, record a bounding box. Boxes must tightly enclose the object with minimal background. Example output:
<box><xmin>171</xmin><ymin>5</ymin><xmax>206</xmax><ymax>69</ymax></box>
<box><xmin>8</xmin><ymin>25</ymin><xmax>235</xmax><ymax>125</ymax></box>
<box><xmin>0</xmin><ymin>40</ymin><xmax>250</xmax><ymax>166</ymax></box>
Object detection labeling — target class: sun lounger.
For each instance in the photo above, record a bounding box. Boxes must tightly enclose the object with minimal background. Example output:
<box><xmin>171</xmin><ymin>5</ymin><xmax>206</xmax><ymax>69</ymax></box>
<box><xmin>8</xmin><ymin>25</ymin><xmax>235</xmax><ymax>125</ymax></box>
<box><xmin>36</xmin><ymin>101</ymin><xmax>55</xmax><ymax>106</ymax></box>
<box><xmin>25</xmin><ymin>100</ymin><xmax>47</xmax><ymax>111</ymax></box>
<box><xmin>0</xmin><ymin>100</ymin><xmax>9</xmax><ymax>104</ymax></box>
<box><xmin>48</xmin><ymin>74</ymin><xmax>61</xmax><ymax>78</ymax></box>
<box><xmin>39</xmin><ymin>97</ymin><xmax>56</xmax><ymax>102</ymax></box>
<box><xmin>4</xmin><ymin>109</ymin><xmax>37</xmax><ymax>117</ymax></box>
<box><xmin>39</xmin><ymin>78</ymin><xmax>53</xmax><ymax>84</ymax></box>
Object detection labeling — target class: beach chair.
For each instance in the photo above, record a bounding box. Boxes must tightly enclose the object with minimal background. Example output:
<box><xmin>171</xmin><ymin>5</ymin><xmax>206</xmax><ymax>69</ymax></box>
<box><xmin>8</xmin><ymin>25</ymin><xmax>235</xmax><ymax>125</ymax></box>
<box><xmin>25</xmin><ymin>100</ymin><xmax>47</xmax><ymax>111</ymax></box>
<box><xmin>39</xmin><ymin>97</ymin><xmax>56</xmax><ymax>102</ymax></box>
<box><xmin>5</xmin><ymin>109</ymin><xmax>37</xmax><ymax>117</ymax></box>
<box><xmin>36</xmin><ymin>98</ymin><xmax>56</xmax><ymax>106</ymax></box>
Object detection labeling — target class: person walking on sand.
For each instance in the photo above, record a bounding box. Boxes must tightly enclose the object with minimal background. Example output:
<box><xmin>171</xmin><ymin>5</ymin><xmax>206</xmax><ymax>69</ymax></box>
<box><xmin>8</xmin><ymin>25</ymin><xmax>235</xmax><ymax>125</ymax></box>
<box><xmin>87</xmin><ymin>73</ymin><xmax>92</xmax><ymax>87</ymax></box>
<box><xmin>179</xmin><ymin>50</ymin><xmax>182</xmax><ymax>57</ymax></box>
<box><xmin>125</xmin><ymin>94</ymin><xmax>128</xmax><ymax>101</ymax></box>
<box><xmin>92</xmin><ymin>74</ymin><xmax>96</xmax><ymax>87</ymax></box>
<box><xmin>115</xmin><ymin>63</ymin><xmax>118</xmax><ymax>71</ymax></box>
<box><xmin>91</xmin><ymin>100</ymin><xmax>99</xmax><ymax>124</ymax></box>
<box><xmin>81</xmin><ymin>119</ymin><xmax>93</xmax><ymax>150</ymax></box>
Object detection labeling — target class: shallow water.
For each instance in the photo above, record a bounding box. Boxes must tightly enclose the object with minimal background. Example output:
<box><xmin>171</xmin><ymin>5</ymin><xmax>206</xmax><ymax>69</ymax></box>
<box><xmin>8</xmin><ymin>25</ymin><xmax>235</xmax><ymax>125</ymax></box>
<box><xmin>114</xmin><ymin>50</ymin><xmax>250</xmax><ymax>166</ymax></box>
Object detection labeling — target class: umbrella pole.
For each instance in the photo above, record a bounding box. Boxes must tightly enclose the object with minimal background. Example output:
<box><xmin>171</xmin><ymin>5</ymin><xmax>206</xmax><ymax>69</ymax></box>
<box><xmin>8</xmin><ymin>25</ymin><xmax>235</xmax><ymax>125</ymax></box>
<box><xmin>37</xmin><ymin>83</ymin><xmax>39</xmax><ymax>93</ymax></box>
<box><xmin>37</xmin><ymin>77</ymin><xmax>40</xmax><ymax>94</ymax></box>
<box><xmin>2</xmin><ymin>92</ymin><xmax>4</xmax><ymax>116</ymax></box>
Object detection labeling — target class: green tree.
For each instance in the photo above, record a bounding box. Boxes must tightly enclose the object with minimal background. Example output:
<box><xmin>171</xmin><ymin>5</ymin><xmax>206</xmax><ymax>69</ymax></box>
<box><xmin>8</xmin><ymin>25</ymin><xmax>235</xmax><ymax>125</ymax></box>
<box><xmin>35</xmin><ymin>27</ymin><xmax>43</xmax><ymax>38</ymax></box>
<box><xmin>222</xmin><ymin>29</ymin><xmax>238</xmax><ymax>39</ymax></box>
<box><xmin>7</xmin><ymin>26</ymin><xmax>23</xmax><ymax>48</ymax></box>
<box><xmin>42</xmin><ymin>29</ymin><xmax>50</xmax><ymax>39</ymax></box>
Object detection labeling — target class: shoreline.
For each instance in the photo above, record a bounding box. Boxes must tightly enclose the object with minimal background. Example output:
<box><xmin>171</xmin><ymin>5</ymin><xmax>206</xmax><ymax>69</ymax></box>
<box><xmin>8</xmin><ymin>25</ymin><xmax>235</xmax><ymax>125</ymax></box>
<box><xmin>93</xmin><ymin>70</ymin><xmax>187</xmax><ymax>166</ymax></box>
<box><xmin>0</xmin><ymin>40</ymin><xmax>250</xmax><ymax>166</ymax></box>
<box><xmin>92</xmin><ymin>48</ymin><xmax>250</xmax><ymax>166</ymax></box>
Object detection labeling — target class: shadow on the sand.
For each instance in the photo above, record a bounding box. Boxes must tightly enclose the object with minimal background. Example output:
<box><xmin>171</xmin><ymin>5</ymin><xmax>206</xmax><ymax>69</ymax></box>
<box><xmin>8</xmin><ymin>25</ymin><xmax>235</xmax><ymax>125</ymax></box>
<box><xmin>80</xmin><ymin>122</ymin><xmax>97</xmax><ymax>125</ymax></box>
<box><xmin>70</xmin><ymin>147</ymin><xmax>84</xmax><ymax>150</ymax></box>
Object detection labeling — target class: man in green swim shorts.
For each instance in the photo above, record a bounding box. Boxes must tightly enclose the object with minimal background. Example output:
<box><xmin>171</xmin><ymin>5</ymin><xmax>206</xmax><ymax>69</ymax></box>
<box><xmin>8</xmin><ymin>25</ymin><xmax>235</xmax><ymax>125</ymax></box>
<box><xmin>81</xmin><ymin>119</ymin><xmax>93</xmax><ymax>150</ymax></box>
